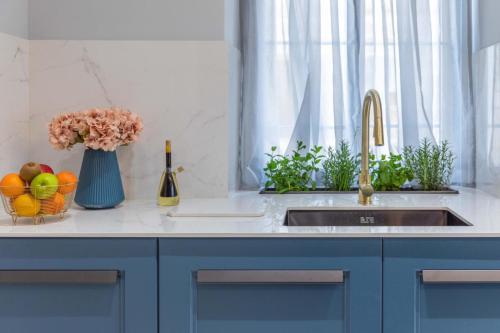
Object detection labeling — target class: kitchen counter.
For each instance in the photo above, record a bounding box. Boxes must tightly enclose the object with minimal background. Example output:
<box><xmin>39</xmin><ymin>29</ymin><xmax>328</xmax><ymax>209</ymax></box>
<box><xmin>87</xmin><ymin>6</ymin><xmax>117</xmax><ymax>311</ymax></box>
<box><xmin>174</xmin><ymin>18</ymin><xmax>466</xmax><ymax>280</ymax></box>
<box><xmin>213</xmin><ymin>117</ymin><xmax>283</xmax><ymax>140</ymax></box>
<box><xmin>0</xmin><ymin>187</ymin><xmax>499</xmax><ymax>237</ymax></box>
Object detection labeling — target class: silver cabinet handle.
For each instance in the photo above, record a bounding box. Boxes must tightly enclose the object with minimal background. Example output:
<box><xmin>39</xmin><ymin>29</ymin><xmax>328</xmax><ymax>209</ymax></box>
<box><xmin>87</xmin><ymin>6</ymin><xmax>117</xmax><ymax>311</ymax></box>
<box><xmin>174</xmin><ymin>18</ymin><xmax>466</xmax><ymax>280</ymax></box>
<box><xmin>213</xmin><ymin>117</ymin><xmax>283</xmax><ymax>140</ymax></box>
<box><xmin>197</xmin><ymin>270</ymin><xmax>344</xmax><ymax>284</ymax></box>
<box><xmin>422</xmin><ymin>270</ymin><xmax>500</xmax><ymax>284</ymax></box>
<box><xmin>0</xmin><ymin>270</ymin><xmax>119</xmax><ymax>284</ymax></box>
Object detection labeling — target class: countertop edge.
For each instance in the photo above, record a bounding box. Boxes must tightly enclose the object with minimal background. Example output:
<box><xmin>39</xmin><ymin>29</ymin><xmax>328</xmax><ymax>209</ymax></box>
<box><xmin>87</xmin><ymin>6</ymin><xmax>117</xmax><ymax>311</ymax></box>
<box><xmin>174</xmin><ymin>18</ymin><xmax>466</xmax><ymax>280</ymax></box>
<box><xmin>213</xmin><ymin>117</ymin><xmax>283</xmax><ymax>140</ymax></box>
<box><xmin>1</xmin><ymin>232</ymin><xmax>500</xmax><ymax>238</ymax></box>
<box><xmin>0</xmin><ymin>188</ymin><xmax>499</xmax><ymax>237</ymax></box>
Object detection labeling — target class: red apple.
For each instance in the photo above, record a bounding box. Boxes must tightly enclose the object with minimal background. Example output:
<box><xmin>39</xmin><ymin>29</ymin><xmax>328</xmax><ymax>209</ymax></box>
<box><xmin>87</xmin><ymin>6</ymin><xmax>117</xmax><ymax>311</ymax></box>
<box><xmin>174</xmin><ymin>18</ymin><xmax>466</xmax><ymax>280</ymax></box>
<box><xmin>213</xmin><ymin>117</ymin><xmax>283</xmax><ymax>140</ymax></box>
<box><xmin>39</xmin><ymin>164</ymin><xmax>54</xmax><ymax>174</ymax></box>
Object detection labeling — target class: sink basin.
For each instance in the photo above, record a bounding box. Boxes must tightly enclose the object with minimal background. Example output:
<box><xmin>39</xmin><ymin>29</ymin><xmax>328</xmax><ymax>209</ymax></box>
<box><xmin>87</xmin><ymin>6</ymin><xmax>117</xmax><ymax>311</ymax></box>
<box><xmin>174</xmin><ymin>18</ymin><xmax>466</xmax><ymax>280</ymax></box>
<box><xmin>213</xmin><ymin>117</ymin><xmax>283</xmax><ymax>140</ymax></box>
<box><xmin>284</xmin><ymin>208</ymin><xmax>472</xmax><ymax>227</ymax></box>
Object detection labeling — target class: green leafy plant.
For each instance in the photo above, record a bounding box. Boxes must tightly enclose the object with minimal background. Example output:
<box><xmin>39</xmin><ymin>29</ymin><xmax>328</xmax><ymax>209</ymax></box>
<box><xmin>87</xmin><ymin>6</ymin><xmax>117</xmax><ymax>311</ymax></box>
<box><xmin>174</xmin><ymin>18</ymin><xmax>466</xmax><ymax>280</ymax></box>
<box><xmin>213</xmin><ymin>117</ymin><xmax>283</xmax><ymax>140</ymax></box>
<box><xmin>402</xmin><ymin>138</ymin><xmax>455</xmax><ymax>190</ymax></box>
<box><xmin>370</xmin><ymin>153</ymin><xmax>413</xmax><ymax>191</ymax></box>
<box><xmin>264</xmin><ymin>141</ymin><xmax>324</xmax><ymax>193</ymax></box>
<box><xmin>323</xmin><ymin>140</ymin><xmax>359</xmax><ymax>191</ymax></box>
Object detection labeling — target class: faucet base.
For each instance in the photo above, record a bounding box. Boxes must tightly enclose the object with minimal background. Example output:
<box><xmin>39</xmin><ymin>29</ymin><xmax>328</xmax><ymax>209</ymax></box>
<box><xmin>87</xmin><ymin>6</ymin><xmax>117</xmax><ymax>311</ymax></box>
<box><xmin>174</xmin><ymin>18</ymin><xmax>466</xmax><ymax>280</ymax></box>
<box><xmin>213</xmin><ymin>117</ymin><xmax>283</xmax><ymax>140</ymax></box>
<box><xmin>358</xmin><ymin>191</ymin><xmax>373</xmax><ymax>205</ymax></box>
<box><xmin>358</xmin><ymin>171</ymin><xmax>375</xmax><ymax>205</ymax></box>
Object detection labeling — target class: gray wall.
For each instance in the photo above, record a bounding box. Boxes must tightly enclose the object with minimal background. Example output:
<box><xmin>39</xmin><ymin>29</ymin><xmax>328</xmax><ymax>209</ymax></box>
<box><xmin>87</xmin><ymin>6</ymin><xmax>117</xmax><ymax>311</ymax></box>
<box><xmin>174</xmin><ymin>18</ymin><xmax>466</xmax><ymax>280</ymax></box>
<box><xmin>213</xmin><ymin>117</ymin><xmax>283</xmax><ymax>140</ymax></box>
<box><xmin>29</xmin><ymin>0</ymin><xmax>225</xmax><ymax>40</ymax></box>
<box><xmin>224</xmin><ymin>0</ymin><xmax>241</xmax><ymax>190</ymax></box>
<box><xmin>0</xmin><ymin>0</ymin><xmax>28</xmax><ymax>38</ymax></box>
<box><xmin>224</xmin><ymin>0</ymin><xmax>240</xmax><ymax>48</ymax></box>
<box><xmin>477</xmin><ymin>0</ymin><xmax>500</xmax><ymax>50</ymax></box>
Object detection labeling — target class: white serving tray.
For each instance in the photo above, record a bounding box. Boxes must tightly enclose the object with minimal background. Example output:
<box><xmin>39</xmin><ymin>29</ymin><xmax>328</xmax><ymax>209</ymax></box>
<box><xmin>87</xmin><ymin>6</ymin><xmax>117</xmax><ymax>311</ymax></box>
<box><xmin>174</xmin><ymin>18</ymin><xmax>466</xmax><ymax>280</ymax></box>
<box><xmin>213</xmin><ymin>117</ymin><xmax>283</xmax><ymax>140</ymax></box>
<box><xmin>166</xmin><ymin>197</ymin><xmax>265</xmax><ymax>218</ymax></box>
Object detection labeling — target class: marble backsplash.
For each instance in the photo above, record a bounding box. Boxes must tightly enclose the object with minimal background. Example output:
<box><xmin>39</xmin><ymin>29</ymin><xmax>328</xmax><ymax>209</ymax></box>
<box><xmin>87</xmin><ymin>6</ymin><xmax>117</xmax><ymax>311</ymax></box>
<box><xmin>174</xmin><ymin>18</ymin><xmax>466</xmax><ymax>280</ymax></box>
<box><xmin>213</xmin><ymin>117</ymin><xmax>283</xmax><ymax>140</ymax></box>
<box><xmin>0</xmin><ymin>32</ymin><xmax>29</xmax><ymax>177</ymax></box>
<box><xmin>0</xmin><ymin>39</ymin><xmax>229</xmax><ymax>199</ymax></box>
<box><xmin>29</xmin><ymin>40</ymin><xmax>229</xmax><ymax>199</ymax></box>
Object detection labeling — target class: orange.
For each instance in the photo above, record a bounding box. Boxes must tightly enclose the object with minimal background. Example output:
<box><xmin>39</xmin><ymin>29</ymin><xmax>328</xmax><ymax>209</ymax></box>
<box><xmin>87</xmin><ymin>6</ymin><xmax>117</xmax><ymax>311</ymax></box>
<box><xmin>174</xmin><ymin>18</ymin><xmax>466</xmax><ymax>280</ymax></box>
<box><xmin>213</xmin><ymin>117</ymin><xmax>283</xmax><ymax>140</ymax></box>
<box><xmin>13</xmin><ymin>194</ymin><xmax>41</xmax><ymax>217</ymax></box>
<box><xmin>41</xmin><ymin>192</ymin><xmax>65</xmax><ymax>215</ymax></box>
<box><xmin>0</xmin><ymin>173</ymin><xmax>26</xmax><ymax>197</ymax></box>
<box><xmin>57</xmin><ymin>171</ymin><xmax>78</xmax><ymax>194</ymax></box>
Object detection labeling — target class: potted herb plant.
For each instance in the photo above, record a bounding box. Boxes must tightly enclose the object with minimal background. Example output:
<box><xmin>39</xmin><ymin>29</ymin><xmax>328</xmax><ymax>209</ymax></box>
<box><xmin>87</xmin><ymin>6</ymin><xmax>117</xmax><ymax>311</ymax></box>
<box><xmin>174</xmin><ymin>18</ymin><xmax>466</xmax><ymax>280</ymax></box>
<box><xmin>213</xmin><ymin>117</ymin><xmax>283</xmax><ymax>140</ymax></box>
<box><xmin>263</xmin><ymin>141</ymin><xmax>323</xmax><ymax>193</ymax></box>
<box><xmin>323</xmin><ymin>141</ymin><xmax>359</xmax><ymax>191</ymax></box>
<box><xmin>369</xmin><ymin>153</ymin><xmax>413</xmax><ymax>191</ymax></box>
<box><xmin>262</xmin><ymin>138</ymin><xmax>457</xmax><ymax>194</ymax></box>
<box><xmin>403</xmin><ymin>138</ymin><xmax>455</xmax><ymax>191</ymax></box>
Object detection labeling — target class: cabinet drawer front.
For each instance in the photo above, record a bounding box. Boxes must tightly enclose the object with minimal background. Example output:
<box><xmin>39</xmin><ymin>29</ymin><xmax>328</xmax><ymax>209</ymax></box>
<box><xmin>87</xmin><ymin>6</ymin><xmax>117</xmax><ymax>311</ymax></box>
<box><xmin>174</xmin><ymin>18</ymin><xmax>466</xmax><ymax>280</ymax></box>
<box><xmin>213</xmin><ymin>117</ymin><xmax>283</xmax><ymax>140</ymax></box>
<box><xmin>197</xmin><ymin>280</ymin><xmax>345</xmax><ymax>333</ymax></box>
<box><xmin>418</xmin><ymin>281</ymin><xmax>500</xmax><ymax>333</ymax></box>
<box><xmin>384</xmin><ymin>238</ymin><xmax>500</xmax><ymax>333</ymax></box>
<box><xmin>0</xmin><ymin>279</ymin><xmax>122</xmax><ymax>333</ymax></box>
<box><xmin>160</xmin><ymin>238</ymin><xmax>382</xmax><ymax>333</ymax></box>
<box><xmin>0</xmin><ymin>238</ymin><xmax>157</xmax><ymax>333</ymax></box>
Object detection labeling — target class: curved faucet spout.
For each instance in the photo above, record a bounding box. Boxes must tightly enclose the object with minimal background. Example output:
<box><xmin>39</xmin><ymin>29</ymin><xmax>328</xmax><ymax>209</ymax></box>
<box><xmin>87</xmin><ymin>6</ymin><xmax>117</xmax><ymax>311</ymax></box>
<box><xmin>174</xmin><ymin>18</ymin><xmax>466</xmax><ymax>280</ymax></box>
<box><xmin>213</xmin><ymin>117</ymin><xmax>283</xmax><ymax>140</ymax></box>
<box><xmin>359</xmin><ymin>89</ymin><xmax>385</xmax><ymax>205</ymax></box>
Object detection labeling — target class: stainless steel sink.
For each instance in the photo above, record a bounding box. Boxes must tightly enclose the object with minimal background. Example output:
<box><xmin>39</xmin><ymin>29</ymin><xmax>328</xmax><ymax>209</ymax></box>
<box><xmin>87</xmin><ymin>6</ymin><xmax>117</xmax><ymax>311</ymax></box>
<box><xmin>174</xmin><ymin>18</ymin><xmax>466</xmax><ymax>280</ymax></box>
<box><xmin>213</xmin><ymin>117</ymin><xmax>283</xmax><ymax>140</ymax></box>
<box><xmin>284</xmin><ymin>209</ymin><xmax>472</xmax><ymax>227</ymax></box>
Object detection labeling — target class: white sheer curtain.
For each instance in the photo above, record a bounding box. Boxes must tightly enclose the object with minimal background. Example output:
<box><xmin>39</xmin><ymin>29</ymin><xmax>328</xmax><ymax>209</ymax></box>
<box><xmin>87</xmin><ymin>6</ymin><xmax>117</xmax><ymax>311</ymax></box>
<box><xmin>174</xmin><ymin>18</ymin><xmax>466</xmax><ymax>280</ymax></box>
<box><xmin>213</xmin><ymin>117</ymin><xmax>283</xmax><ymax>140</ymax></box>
<box><xmin>474</xmin><ymin>44</ymin><xmax>500</xmax><ymax>196</ymax></box>
<box><xmin>239</xmin><ymin>0</ymin><xmax>474</xmax><ymax>189</ymax></box>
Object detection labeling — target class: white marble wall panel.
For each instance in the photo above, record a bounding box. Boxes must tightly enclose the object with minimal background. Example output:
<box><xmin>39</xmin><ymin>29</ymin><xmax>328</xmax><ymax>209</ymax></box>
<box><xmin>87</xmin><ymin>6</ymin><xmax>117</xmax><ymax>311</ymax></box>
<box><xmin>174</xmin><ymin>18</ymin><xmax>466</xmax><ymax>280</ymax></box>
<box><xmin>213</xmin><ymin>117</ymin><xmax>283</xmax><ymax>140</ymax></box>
<box><xmin>29</xmin><ymin>41</ymin><xmax>229</xmax><ymax>199</ymax></box>
<box><xmin>0</xmin><ymin>32</ymin><xmax>29</xmax><ymax>177</ymax></box>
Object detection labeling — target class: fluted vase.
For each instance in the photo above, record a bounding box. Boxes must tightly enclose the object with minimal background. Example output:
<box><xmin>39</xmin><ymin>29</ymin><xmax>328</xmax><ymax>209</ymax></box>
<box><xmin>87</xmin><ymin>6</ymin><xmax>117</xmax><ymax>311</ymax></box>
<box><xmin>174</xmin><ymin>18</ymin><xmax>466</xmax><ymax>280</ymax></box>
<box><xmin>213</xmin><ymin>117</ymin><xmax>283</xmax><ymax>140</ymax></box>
<box><xmin>75</xmin><ymin>149</ymin><xmax>125</xmax><ymax>209</ymax></box>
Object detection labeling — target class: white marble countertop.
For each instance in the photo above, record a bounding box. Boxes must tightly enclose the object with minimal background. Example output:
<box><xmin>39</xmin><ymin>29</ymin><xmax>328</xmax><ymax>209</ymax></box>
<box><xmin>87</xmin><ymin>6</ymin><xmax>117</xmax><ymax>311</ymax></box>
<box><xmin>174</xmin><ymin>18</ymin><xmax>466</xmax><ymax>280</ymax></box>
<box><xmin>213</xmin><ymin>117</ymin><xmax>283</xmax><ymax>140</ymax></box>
<box><xmin>0</xmin><ymin>187</ymin><xmax>499</xmax><ymax>237</ymax></box>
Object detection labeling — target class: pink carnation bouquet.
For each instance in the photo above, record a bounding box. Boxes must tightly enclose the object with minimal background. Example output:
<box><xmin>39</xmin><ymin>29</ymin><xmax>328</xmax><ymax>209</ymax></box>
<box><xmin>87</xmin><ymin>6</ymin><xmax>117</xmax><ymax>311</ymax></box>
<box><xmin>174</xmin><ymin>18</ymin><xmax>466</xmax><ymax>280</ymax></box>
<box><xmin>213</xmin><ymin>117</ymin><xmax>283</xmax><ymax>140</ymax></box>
<box><xmin>49</xmin><ymin>107</ymin><xmax>143</xmax><ymax>151</ymax></box>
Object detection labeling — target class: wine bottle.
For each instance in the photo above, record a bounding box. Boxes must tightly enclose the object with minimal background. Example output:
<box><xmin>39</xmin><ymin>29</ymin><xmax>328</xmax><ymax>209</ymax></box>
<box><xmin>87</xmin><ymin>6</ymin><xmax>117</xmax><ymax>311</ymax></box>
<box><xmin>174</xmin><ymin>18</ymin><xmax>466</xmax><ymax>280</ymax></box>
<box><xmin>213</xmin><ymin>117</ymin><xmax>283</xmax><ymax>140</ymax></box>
<box><xmin>157</xmin><ymin>140</ymin><xmax>180</xmax><ymax>206</ymax></box>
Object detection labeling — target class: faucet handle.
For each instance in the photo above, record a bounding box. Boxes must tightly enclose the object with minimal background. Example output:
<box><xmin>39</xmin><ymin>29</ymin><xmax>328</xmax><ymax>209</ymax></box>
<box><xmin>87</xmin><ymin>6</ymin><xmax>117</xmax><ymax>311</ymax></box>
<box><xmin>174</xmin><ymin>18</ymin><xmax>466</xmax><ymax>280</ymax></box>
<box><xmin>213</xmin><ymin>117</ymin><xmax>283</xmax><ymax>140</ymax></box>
<box><xmin>358</xmin><ymin>170</ymin><xmax>374</xmax><ymax>205</ymax></box>
<box><xmin>360</xmin><ymin>183</ymin><xmax>374</xmax><ymax>197</ymax></box>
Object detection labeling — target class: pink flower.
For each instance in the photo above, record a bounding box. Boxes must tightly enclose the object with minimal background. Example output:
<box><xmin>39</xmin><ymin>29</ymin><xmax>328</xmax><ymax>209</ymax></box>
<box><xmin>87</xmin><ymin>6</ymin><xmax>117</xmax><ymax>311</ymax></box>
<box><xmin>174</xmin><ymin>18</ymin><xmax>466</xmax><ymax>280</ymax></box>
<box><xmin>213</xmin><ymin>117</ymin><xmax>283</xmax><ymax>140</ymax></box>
<box><xmin>48</xmin><ymin>113</ymin><xmax>79</xmax><ymax>150</ymax></box>
<box><xmin>48</xmin><ymin>107</ymin><xmax>143</xmax><ymax>151</ymax></box>
<box><xmin>72</xmin><ymin>112</ymin><xmax>89</xmax><ymax>136</ymax></box>
<box><xmin>83</xmin><ymin>108</ymin><xmax>120</xmax><ymax>151</ymax></box>
<box><xmin>114</xmin><ymin>108</ymin><xmax>144</xmax><ymax>145</ymax></box>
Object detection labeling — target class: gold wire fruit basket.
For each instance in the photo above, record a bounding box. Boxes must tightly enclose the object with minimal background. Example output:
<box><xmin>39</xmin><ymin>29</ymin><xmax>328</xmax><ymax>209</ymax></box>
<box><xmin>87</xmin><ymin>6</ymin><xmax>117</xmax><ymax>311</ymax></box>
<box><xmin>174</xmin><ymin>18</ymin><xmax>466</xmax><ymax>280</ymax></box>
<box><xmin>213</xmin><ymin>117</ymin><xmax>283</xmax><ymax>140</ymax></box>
<box><xmin>0</xmin><ymin>183</ymin><xmax>77</xmax><ymax>225</ymax></box>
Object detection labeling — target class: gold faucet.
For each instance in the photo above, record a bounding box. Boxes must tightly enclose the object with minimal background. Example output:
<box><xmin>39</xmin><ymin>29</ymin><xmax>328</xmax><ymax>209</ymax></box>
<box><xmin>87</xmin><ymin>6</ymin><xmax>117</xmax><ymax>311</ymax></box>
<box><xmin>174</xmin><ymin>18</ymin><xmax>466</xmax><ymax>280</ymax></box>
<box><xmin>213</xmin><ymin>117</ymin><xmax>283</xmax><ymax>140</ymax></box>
<box><xmin>359</xmin><ymin>89</ymin><xmax>385</xmax><ymax>205</ymax></box>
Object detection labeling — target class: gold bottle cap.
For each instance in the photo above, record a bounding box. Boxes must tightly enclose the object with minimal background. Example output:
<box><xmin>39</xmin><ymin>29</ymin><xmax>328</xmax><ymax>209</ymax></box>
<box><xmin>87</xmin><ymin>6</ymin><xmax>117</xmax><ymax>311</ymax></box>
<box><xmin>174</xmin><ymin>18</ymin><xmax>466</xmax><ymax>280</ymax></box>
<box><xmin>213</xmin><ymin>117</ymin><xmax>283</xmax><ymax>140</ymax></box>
<box><xmin>165</xmin><ymin>140</ymin><xmax>172</xmax><ymax>153</ymax></box>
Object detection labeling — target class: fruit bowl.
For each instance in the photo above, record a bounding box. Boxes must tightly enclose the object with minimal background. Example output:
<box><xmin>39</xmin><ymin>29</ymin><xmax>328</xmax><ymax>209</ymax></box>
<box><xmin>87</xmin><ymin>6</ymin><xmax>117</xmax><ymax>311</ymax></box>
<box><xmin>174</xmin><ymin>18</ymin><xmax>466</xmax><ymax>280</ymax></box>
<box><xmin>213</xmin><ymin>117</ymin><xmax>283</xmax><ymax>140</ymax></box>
<box><xmin>0</xmin><ymin>183</ymin><xmax>77</xmax><ymax>225</ymax></box>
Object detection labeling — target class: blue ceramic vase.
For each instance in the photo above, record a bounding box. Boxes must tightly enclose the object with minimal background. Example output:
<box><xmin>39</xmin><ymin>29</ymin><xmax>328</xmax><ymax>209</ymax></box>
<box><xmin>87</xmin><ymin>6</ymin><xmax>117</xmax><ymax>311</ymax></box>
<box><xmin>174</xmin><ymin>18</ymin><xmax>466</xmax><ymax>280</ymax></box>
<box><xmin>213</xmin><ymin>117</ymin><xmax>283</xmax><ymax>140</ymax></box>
<box><xmin>75</xmin><ymin>149</ymin><xmax>125</xmax><ymax>209</ymax></box>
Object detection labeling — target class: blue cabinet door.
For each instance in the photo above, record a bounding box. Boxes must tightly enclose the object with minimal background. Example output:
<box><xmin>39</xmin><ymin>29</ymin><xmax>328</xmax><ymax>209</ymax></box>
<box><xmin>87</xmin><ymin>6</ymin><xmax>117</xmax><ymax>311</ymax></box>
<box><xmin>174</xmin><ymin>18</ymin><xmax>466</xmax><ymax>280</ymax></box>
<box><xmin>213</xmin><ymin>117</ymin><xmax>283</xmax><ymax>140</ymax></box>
<box><xmin>384</xmin><ymin>238</ymin><xmax>500</xmax><ymax>333</ymax></box>
<box><xmin>0</xmin><ymin>238</ymin><xmax>157</xmax><ymax>333</ymax></box>
<box><xmin>160</xmin><ymin>238</ymin><xmax>382</xmax><ymax>333</ymax></box>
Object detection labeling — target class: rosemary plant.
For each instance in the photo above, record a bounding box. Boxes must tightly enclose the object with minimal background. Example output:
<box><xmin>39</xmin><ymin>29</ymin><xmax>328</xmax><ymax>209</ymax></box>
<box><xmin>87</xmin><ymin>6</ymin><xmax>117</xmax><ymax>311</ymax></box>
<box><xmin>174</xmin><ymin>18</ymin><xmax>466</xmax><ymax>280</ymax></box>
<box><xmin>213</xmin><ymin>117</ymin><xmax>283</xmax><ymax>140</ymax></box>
<box><xmin>323</xmin><ymin>140</ymin><xmax>359</xmax><ymax>191</ymax></box>
<box><xmin>403</xmin><ymin>138</ymin><xmax>455</xmax><ymax>191</ymax></box>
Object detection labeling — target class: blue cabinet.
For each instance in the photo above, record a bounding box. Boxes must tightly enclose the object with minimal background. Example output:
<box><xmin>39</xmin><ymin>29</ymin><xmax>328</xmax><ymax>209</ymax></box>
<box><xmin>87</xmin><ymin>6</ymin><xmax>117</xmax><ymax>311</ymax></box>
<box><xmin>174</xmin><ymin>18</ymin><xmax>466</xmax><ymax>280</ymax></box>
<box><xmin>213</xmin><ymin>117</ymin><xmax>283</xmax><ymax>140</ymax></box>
<box><xmin>0</xmin><ymin>238</ymin><xmax>157</xmax><ymax>333</ymax></box>
<box><xmin>384</xmin><ymin>238</ymin><xmax>500</xmax><ymax>333</ymax></box>
<box><xmin>160</xmin><ymin>238</ymin><xmax>382</xmax><ymax>333</ymax></box>
<box><xmin>6</xmin><ymin>236</ymin><xmax>500</xmax><ymax>333</ymax></box>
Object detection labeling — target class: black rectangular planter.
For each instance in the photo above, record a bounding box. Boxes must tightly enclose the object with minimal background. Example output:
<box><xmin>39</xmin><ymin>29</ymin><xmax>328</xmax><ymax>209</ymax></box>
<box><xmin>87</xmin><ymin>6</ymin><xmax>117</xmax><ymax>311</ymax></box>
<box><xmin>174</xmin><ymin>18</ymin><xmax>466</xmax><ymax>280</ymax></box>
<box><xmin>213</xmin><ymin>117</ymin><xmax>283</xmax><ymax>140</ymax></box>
<box><xmin>259</xmin><ymin>187</ymin><xmax>459</xmax><ymax>194</ymax></box>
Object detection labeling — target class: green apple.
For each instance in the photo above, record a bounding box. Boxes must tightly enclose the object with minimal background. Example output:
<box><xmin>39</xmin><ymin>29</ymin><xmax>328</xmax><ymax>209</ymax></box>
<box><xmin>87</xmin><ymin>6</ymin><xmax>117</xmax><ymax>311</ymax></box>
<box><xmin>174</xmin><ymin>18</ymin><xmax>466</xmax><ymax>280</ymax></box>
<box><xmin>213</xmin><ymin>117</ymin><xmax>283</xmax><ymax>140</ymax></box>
<box><xmin>30</xmin><ymin>173</ymin><xmax>59</xmax><ymax>199</ymax></box>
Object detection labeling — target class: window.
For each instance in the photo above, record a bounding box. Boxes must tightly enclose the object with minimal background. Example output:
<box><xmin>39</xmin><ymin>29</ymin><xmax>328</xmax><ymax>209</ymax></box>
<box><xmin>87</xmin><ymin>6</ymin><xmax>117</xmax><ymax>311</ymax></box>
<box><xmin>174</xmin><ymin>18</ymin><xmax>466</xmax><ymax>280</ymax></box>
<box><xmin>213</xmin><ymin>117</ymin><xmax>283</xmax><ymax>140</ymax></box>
<box><xmin>239</xmin><ymin>0</ymin><xmax>473</xmax><ymax>189</ymax></box>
